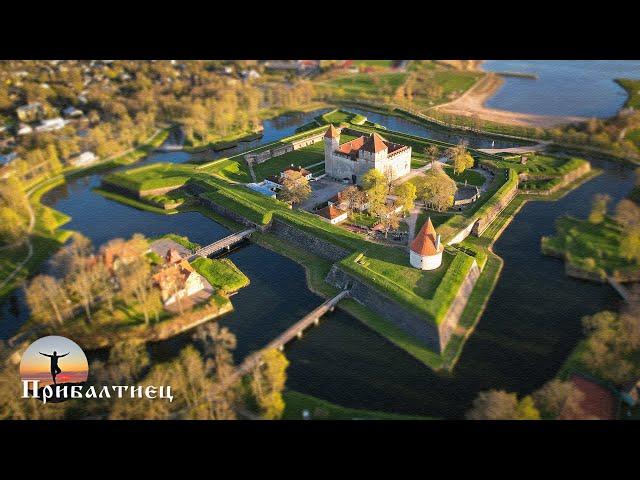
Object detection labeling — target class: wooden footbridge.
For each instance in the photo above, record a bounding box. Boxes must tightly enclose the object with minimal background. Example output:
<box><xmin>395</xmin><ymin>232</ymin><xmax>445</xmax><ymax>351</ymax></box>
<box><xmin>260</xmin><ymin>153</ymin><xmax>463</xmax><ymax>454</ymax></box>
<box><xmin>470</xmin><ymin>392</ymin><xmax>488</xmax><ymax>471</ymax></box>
<box><xmin>607</xmin><ymin>276</ymin><xmax>632</xmax><ymax>303</ymax></box>
<box><xmin>209</xmin><ymin>289</ymin><xmax>351</xmax><ymax>397</ymax></box>
<box><xmin>190</xmin><ymin>228</ymin><xmax>255</xmax><ymax>259</ymax></box>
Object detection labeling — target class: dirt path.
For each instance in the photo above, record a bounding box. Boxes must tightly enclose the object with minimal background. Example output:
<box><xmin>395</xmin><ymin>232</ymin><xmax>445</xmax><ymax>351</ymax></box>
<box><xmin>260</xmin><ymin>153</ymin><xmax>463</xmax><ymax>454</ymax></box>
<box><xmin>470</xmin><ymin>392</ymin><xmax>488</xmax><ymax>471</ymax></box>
<box><xmin>433</xmin><ymin>73</ymin><xmax>588</xmax><ymax>128</ymax></box>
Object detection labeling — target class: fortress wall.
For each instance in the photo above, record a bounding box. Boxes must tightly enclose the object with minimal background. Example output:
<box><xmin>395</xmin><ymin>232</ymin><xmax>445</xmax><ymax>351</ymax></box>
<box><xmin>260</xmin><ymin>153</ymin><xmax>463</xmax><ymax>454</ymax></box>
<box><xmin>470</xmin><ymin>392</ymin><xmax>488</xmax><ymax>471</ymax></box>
<box><xmin>269</xmin><ymin>218</ymin><xmax>350</xmax><ymax>262</ymax></box>
<box><xmin>326</xmin><ymin>259</ymin><xmax>481</xmax><ymax>353</ymax></box>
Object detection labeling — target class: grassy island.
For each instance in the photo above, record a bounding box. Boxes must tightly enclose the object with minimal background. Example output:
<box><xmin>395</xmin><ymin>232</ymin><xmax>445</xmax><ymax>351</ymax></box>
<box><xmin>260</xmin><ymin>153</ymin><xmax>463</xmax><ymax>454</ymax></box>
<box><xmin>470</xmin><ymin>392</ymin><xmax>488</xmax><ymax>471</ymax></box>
<box><xmin>542</xmin><ymin>216</ymin><xmax>639</xmax><ymax>282</ymax></box>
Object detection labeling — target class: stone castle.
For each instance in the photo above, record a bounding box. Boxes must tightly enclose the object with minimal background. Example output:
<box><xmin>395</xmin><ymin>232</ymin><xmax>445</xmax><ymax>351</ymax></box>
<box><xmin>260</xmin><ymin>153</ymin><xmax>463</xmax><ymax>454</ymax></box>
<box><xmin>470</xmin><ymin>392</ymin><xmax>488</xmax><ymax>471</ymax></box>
<box><xmin>323</xmin><ymin>125</ymin><xmax>411</xmax><ymax>185</ymax></box>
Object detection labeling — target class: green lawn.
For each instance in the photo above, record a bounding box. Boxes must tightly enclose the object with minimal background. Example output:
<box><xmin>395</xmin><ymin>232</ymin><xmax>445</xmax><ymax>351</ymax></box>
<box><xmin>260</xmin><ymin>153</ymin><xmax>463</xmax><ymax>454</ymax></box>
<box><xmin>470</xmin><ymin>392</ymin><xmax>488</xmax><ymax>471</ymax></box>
<box><xmin>191</xmin><ymin>257</ymin><xmax>250</xmax><ymax>294</ymax></box>
<box><xmin>253</xmin><ymin>133</ymin><xmax>359</xmax><ymax>181</ymax></box>
<box><xmin>353</xmin><ymin>60</ymin><xmax>395</xmax><ymax>69</ymax></box>
<box><xmin>282</xmin><ymin>390</ymin><xmax>431</xmax><ymax>420</ymax></box>
<box><xmin>443</xmin><ymin>165</ymin><xmax>485</xmax><ymax>186</ymax></box>
<box><xmin>541</xmin><ymin>215</ymin><xmax>638</xmax><ymax>279</ymax></box>
<box><xmin>616</xmin><ymin>78</ymin><xmax>640</xmax><ymax>109</ymax></box>
<box><xmin>481</xmin><ymin>154</ymin><xmax>587</xmax><ymax>177</ymax></box>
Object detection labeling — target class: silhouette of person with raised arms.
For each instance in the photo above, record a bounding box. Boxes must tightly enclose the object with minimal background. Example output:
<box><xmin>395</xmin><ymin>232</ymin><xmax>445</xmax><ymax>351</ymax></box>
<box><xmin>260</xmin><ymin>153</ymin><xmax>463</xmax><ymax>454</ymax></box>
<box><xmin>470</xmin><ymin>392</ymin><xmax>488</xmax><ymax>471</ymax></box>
<box><xmin>39</xmin><ymin>350</ymin><xmax>69</xmax><ymax>385</ymax></box>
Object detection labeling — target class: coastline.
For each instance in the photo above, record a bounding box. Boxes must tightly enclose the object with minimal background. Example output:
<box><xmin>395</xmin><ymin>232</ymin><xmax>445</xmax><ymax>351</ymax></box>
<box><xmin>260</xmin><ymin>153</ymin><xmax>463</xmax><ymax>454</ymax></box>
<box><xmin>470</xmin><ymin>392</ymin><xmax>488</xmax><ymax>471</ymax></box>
<box><xmin>433</xmin><ymin>72</ymin><xmax>588</xmax><ymax>128</ymax></box>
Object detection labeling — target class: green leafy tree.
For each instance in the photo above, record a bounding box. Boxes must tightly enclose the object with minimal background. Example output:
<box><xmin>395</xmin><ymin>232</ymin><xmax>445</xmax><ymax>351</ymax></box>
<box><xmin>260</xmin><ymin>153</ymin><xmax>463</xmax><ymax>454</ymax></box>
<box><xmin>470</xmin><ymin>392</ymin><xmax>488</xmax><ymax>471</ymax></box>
<box><xmin>414</xmin><ymin>164</ymin><xmax>457</xmax><ymax>212</ymax></box>
<box><xmin>395</xmin><ymin>181</ymin><xmax>417</xmax><ymax>214</ymax></box>
<box><xmin>361</xmin><ymin>169</ymin><xmax>387</xmax><ymax>213</ymax></box>
<box><xmin>588</xmin><ymin>193</ymin><xmax>611</xmax><ymax>224</ymax></box>
<box><xmin>250</xmin><ymin>349</ymin><xmax>289</xmax><ymax>420</ymax></box>
<box><xmin>533</xmin><ymin>379</ymin><xmax>585</xmax><ymax>419</ymax></box>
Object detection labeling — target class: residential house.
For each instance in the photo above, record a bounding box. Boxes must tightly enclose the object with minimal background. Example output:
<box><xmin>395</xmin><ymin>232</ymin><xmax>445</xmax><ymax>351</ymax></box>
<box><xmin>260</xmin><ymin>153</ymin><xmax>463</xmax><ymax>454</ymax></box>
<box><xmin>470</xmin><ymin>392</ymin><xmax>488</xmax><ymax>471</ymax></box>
<box><xmin>16</xmin><ymin>102</ymin><xmax>43</xmax><ymax>122</ymax></box>
<box><xmin>246</xmin><ymin>179</ymin><xmax>280</xmax><ymax>198</ymax></box>
<box><xmin>62</xmin><ymin>106</ymin><xmax>83</xmax><ymax>118</ymax></box>
<box><xmin>561</xmin><ymin>375</ymin><xmax>617</xmax><ymax>420</ymax></box>
<box><xmin>35</xmin><ymin>117</ymin><xmax>67</xmax><ymax>133</ymax></box>
<box><xmin>281</xmin><ymin>164</ymin><xmax>312</xmax><ymax>181</ymax></box>
<box><xmin>152</xmin><ymin>249</ymin><xmax>210</xmax><ymax>307</ymax></box>
<box><xmin>621</xmin><ymin>378</ymin><xmax>640</xmax><ymax>408</ymax></box>
<box><xmin>17</xmin><ymin>123</ymin><xmax>33</xmax><ymax>136</ymax></box>
<box><xmin>69</xmin><ymin>151</ymin><xmax>98</xmax><ymax>167</ymax></box>
<box><xmin>316</xmin><ymin>204</ymin><xmax>348</xmax><ymax>224</ymax></box>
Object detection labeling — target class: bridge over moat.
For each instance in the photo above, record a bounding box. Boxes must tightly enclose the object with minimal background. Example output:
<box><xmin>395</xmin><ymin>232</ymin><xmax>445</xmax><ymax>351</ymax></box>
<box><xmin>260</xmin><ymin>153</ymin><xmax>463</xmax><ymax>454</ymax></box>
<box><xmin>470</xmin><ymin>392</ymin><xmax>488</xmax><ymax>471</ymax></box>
<box><xmin>189</xmin><ymin>228</ymin><xmax>256</xmax><ymax>260</ymax></box>
<box><xmin>209</xmin><ymin>289</ymin><xmax>351</xmax><ymax>396</ymax></box>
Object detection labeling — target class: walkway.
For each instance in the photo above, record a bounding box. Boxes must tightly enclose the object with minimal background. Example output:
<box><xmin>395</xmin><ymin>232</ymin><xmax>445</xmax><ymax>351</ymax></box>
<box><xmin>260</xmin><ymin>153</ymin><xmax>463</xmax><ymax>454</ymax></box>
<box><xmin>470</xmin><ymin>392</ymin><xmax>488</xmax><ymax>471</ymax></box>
<box><xmin>478</xmin><ymin>141</ymin><xmax>551</xmax><ymax>155</ymax></box>
<box><xmin>190</xmin><ymin>228</ymin><xmax>256</xmax><ymax>259</ymax></box>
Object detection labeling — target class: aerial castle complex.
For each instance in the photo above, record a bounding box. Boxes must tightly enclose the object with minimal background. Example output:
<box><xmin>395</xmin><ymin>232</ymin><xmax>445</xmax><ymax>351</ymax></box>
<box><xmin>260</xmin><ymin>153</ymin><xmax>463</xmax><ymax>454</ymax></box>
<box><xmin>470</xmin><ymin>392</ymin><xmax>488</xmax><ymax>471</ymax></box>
<box><xmin>323</xmin><ymin>125</ymin><xmax>411</xmax><ymax>185</ymax></box>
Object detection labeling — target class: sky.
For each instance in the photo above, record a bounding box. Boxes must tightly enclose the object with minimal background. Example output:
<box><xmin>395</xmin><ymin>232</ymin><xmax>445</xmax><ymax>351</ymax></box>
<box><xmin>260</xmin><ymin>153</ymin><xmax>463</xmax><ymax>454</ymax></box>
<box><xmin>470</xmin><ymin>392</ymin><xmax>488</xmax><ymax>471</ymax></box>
<box><xmin>20</xmin><ymin>336</ymin><xmax>89</xmax><ymax>386</ymax></box>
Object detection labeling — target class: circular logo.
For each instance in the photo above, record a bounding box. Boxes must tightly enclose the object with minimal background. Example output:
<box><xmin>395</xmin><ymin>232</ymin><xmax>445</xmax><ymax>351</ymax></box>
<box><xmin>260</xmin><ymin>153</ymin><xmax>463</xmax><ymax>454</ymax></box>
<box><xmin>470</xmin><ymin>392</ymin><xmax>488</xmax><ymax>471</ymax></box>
<box><xmin>20</xmin><ymin>336</ymin><xmax>89</xmax><ymax>402</ymax></box>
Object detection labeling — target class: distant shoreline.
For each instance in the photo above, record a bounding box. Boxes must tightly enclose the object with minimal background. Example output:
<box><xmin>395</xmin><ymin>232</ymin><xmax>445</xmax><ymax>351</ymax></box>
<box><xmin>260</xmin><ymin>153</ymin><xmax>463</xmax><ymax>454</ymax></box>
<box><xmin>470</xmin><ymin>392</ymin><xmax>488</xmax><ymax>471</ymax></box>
<box><xmin>433</xmin><ymin>70</ymin><xmax>588</xmax><ymax>128</ymax></box>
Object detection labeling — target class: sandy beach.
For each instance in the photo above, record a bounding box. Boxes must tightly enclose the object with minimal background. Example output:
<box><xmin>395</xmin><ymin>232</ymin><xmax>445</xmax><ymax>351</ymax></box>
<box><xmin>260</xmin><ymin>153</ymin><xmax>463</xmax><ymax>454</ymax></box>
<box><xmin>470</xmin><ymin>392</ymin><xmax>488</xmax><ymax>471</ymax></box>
<box><xmin>433</xmin><ymin>72</ymin><xmax>588</xmax><ymax>128</ymax></box>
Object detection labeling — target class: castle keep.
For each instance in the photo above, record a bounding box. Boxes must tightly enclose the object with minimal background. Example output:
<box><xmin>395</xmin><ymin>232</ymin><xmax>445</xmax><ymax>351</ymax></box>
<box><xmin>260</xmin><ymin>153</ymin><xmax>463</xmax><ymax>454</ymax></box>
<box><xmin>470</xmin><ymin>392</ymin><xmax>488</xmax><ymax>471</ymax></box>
<box><xmin>323</xmin><ymin>125</ymin><xmax>411</xmax><ymax>185</ymax></box>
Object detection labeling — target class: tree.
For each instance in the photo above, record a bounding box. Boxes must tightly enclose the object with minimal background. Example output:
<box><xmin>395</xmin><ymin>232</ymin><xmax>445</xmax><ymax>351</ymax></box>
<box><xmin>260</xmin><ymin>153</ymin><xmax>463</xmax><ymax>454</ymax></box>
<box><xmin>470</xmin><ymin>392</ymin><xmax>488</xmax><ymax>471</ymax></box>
<box><xmin>615</xmin><ymin>199</ymin><xmax>640</xmax><ymax>230</ymax></box>
<box><xmin>62</xmin><ymin>233</ymin><xmax>96</xmax><ymax>324</ymax></box>
<box><xmin>467</xmin><ymin>390</ymin><xmax>518</xmax><ymax>420</ymax></box>
<box><xmin>250</xmin><ymin>349</ymin><xmax>289</xmax><ymax>420</ymax></box>
<box><xmin>451</xmin><ymin>140</ymin><xmax>474</xmax><ymax>174</ymax></box>
<box><xmin>414</xmin><ymin>164</ymin><xmax>457</xmax><ymax>212</ymax></box>
<box><xmin>533</xmin><ymin>379</ymin><xmax>585</xmax><ymax>419</ymax></box>
<box><xmin>341</xmin><ymin>185</ymin><xmax>366</xmax><ymax>217</ymax></box>
<box><xmin>579</xmin><ymin>306</ymin><xmax>640</xmax><ymax>384</ymax></box>
<box><xmin>361</xmin><ymin>169</ymin><xmax>387</xmax><ymax>213</ymax></box>
<box><xmin>193</xmin><ymin>323</ymin><xmax>239</xmax><ymax>420</ymax></box>
<box><xmin>0</xmin><ymin>207</ymin><xmax>27</xmax><ymax>245</ymax></box>
<box><xmin>395</xmin><ymin>181</ymin><xmax>416</xmax><ymax>214</ymax></box>
<box><xmin>588</xmin><ymin>194</ymin><xmax>611</xmax><ymax>224</ymax></box>
<box><xmin>278</xmin><ymin>171</ymin><xmax>311</xmax><ymax>205</ymax></box>
<box><xmin>467</xmin><ymin>390</ymin><xmax>541</xmax><ymax>420</ymax></box>
<box><xmin>424</xmin><ymin>144</ymin><xmax>440</xmax><ymax>164</ymax></box>
<box><xmin>117</xmin><ymin>257</ymin><xmax>158</xmax><ymax>324</ymax></box>
<box><xmin>375</xmin><ymin>203</ymin><xmax>401</xmax><ymax>238</ymax></box>
<box><xmin>25</xmin><ymin>275</ymin><xmax>72</xmax><ymax>326</ymax></box>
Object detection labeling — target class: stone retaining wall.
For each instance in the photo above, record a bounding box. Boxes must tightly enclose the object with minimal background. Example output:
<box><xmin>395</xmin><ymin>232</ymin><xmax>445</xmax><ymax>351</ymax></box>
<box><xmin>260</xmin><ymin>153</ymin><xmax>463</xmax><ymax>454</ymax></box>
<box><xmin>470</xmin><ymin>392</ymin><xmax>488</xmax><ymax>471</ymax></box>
<box><xmin>326</xmin><ymin>259</ymin><xmax>480</xmax><ymax>353</ymax></box>
<box><xmin>471</xmin><ymin>180</ymin><xmax>518</xmax><ymax>236</ymax></box>
<box><xmin>518</xmin><ymin>162</ymin><xmax>591</xmax><ymax>196</ymax></box>
<box><xmin>245</xmin><ymin>131</ymin><xmax>325</xmax><ymax>165</ymax></box>
<box><xmin>269</xmin><ymin>218</ymin><xmax>350</xmax><ymax>262</ymax></box>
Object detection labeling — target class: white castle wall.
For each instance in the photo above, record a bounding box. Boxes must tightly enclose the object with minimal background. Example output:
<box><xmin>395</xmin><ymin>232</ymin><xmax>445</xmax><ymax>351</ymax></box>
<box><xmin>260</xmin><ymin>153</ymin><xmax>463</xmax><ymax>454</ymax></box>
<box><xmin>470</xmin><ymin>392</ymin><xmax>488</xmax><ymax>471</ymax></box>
<box><xmin>410</xmin><ymin>250</ymin><xmax>443</xmax><ymax>270</ymax></box>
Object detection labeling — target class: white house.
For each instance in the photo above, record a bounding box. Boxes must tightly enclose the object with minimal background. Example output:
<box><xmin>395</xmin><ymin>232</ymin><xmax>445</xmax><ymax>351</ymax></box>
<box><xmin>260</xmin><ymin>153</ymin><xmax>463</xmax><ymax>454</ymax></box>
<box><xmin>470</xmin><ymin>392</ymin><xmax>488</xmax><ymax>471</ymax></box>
<box><xmin>17</xmin><ymin>123</ymin><xmax>33</xmax><ymax>135</ymax></box>
<box><xmin>409</xmin><ymin>217</ymin><xmax>444</xmax><ymax>270</ymax></box>
<box><xmin>317</xmin><ymin>204</ymin><xmax>348</xmax><ymax>224</ymax></box>
<box><xmin>246</xmin><ymin>179</ymin><xmax>280</xmax><ymax>198</ymax></box>
<box><xmin>69</xmin><ymin>151</ymin><xmax>98</xmax><ymax>167</ymax></box>
<box><xmin>323</xmin><ymin>125</ymin><xmax>411</xmax><ymax>186</ymax></box>
<box><xmin>62</xmin><ymin>106</ymin><xmax>83</xmax><ymax>118</ymax></box>
<box><xmin>152</xmin><ymin>251</ymin><xmax>210</xmax><ymax>307</ymax></box>
<box><xmin>35</xmin><ymin>117</ymin><xmax>67</xmax><ymax>133</ymax></box>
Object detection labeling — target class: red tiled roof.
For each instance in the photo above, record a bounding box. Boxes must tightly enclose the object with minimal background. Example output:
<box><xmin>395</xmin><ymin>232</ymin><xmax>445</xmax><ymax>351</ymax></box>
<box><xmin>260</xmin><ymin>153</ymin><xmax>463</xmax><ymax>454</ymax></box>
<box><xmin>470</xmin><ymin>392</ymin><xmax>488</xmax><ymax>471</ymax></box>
<box><xmin>362</xmin><ymin>133</ymin><xmax>388</xmax><ymax>153</ymax></box>
<box><xmin>337</xmin><ymin>136</ymin><xmax>365</xmax><ymax>155</ymax></box>
<box><xmin>324</xmin><ymin>124</ymin><xmax>339</xmax><ymax>139</ymax></box>
<box><xmin>317</xmin><ymin>204</ymin><xmax>347</xmax><ymax>220</ymax></box>
<box><xmin>562</xmin><ymin>375</ymin><xmax>616</xmax><ymax>420</ymax></box>
<box><xmin>410</xmin><ymin>217</ymin><xmax>442</xmax><ymax>256</ymax></box>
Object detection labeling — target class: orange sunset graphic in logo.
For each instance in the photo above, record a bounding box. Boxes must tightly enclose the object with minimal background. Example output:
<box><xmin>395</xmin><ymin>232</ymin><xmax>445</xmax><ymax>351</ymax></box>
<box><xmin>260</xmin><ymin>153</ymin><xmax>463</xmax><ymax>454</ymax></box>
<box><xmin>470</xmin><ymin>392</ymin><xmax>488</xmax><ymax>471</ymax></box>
<box><xmin>20</xmin><ymin>336</ymin><xmax>89</xmax><ymax>389</ymax></box>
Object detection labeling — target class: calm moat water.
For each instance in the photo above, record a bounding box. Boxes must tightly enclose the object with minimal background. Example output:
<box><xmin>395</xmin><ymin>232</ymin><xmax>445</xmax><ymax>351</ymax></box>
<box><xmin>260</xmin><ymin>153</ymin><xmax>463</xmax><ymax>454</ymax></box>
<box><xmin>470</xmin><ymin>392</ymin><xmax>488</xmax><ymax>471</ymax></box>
<box><xmin>0</xmin><ymin>106</ymin><xmax>632</xmax><ymax>418</ymax></box>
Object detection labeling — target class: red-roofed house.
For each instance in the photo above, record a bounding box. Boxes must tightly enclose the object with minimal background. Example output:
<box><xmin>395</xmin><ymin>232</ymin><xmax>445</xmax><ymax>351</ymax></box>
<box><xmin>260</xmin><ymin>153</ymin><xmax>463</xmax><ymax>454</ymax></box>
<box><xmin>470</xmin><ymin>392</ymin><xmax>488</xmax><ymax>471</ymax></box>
<box><xmin>316</xmin><ymin>204</ymin><xmax>348</xmax><ymax>224</ymax></box>
<box><xmin>562</xmin><ymin>375</ymin><xmax>617</xmax><ymax>420</ymax></box>
<box><xmin>324</xmin><ymin>126</ymin><xmax>411</xmax><ymax>186</ymax></box>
